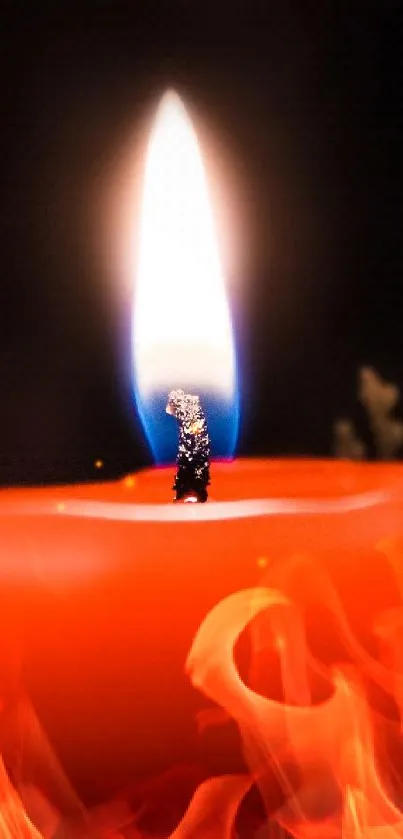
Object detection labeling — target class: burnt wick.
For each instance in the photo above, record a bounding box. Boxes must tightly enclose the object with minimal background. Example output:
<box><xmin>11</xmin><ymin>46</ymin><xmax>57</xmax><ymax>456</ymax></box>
<box><xmin>166</xmin><ymin>389</ymin><xmax>211</xmax><ymax>503</ymax></box>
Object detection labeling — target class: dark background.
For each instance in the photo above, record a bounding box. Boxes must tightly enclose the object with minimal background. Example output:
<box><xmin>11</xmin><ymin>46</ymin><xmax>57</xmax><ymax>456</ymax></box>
<box><xmin>1</xmin><ymin>0</ymin><xmax>403</xmax><ymax>485</ymax></box>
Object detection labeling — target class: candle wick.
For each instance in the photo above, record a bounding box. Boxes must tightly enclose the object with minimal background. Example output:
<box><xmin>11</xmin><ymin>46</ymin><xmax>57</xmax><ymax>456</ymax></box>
<box><xmin>166</xmin><ymin>389</ymin><xmax>211</xmax><ymax>503</ymax></box>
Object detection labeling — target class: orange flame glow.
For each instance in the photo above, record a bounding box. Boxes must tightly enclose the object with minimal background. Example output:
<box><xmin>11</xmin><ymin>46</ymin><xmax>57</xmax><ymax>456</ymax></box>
<box><xmin>5</xmin><ymin>540</ymin><xmax>403</xmax><ymax>838</ymax></box>
<box><xmin>0</xmin><ymin>756</ymin><xmax>43</xmax><ymax>839</ymax></box>
<box><xmin>186</xmin><ymin>547</ymin><xmax>403</xmax><ymax>839</ymax></box>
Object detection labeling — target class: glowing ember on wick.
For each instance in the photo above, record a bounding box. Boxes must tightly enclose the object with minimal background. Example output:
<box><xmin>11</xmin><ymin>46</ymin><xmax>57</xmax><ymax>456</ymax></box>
<box><xmin>166</xmin><ymin>388</ymin><xmax>210</xmax><ymax>502</ymax></box>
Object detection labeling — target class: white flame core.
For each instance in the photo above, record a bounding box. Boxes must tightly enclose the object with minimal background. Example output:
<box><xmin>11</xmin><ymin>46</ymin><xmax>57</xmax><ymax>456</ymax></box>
<box><xmin>134</xmin><ymin>91</ymin><xmax>236</xmax><ymax>398</ymax></box>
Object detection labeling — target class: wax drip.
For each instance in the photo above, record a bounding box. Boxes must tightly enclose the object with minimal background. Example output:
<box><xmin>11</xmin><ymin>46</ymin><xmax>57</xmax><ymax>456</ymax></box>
<box><xmin>166</xmin><ymin>389</ymin><xmax>211</xmax><ymax>502</ymax></box>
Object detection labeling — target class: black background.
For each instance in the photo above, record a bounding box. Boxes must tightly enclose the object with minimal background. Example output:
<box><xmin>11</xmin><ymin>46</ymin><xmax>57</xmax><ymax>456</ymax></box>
<box><xmin>1</xmin><ymin>0</ymin><xmax>403</xmax><ymax>485</ymax></box>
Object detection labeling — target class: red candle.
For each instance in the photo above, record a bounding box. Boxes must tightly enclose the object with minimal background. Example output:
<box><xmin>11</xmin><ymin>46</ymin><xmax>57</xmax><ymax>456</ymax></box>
<box><xmin>1</xmin><ymin>458</ymin><xmax>403</xmax><ymax>838</ymax></box>
<box><xmin>1</xmin><ymin>459</ymin><xmax>403</xmax><ymax>783</ymax></box>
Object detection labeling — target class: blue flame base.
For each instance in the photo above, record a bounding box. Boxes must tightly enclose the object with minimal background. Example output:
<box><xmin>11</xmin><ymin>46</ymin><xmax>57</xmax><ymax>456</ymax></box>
<box><xmin>135</xmin><ymin>390</ymin><xmax>239</xmax><ymax>465</ymax></box>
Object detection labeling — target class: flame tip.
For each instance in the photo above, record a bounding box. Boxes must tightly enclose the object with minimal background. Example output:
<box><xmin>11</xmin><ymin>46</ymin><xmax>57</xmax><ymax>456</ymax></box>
<box><xmin>157</xmin><ymin>89</ymin><xmax>184</xmax><ymax>111</ymax></box>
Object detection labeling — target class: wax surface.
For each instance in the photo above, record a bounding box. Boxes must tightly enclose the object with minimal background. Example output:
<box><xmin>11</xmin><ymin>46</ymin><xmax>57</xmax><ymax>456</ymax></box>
<box><xmin>1</xmin><ymin>458</ymin><xmax>403</xmax><ymax>803</ymax></box>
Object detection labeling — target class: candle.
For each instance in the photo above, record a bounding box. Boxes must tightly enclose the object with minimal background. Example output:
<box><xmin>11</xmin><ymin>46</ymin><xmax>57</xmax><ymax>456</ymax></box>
<box><xmin>2</xmin><ymin>462</ymin><xmax>403</xmax><ymax>795</ymax></box>
<box><xmin>2</xmin><ymin>91</ymin><xmax>403</xmax><ymax>838</ymax></box>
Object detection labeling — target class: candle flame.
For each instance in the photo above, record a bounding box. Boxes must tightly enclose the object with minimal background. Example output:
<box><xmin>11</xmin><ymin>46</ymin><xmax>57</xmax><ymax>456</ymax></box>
<box><xmin>133</xmin><ymin>90</ymin><xmax>238</xmax><ymax>462</ymax></box>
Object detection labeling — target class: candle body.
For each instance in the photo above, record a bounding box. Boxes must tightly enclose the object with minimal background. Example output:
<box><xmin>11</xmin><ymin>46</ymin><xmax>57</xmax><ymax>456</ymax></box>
<box><xmin>0</xmin><ymin>458</ymin><xmax>402</xmax><ymax>800</ymax></box>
